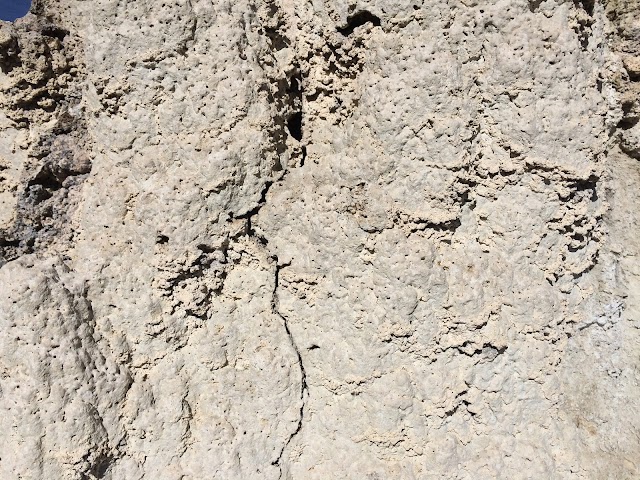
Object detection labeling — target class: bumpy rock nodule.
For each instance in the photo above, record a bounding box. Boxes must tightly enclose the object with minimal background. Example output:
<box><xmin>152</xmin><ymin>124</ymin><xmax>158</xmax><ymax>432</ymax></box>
<box><xmin>1</xmin><ymin>0</ymin><xmax>639</xmax><ymax>479</ymax></box>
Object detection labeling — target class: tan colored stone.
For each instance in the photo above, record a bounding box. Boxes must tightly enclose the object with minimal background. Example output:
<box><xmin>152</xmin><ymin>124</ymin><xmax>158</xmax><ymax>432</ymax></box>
<box><xmin>0</xmin><ymin>1</ymin><xmax>639</xmax><ymax>479</ymax></box>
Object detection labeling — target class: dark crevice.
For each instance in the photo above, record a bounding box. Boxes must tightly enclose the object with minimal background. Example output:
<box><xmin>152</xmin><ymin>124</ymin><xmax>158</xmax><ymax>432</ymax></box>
<box><xmin>237</xmin><ymin>6</ymin><xmax>309</xmax><ymax>257</ymax></box>
<box><xmin>262</xmin><ymin>1</ymin><xmax>288</xmax><ymax>52</ymax></box>
<box><xmin>571</xmin><ymin>0</ymin><xmax>594</xmax><ymax>50</ymax></box>
<box><xmin>286</xmin><ymin>71</ymin><xmax>304</xmax><ymax>144</ymax></box>
<box><xmin>0</xmin><ymin>238</ymin><xmax>20</xmax><ymax>248</ymax></box>
<box><xmin>271</xmin><ymin>261</ymin><xmax>307</xmax><ymax>478</ymax></box>
<box><xmin>574</xmin><ymin>21</ymin><xmax>593</xmax><ymax>50</ymax></box>
<box><xmin>574</xmin><ymin>0</ymin><xmax>594</xmax><ymax>16</ymax></box>
<box><xmin>415</xmin><ymin>218</ymin><xmax>462</xmax><ymax>233</ymax></box>
<box><xmin>256</xmin><ymin>8</ymin><xmax>305</xmax><ymax>161</ymax></box>
<box><xmin>569</xmin><ymin>176</ymin><xmax>599</xmax><ymax>202</ymax></box>
<box><xmin>576</xmin><ymin>27</ymin><xmax>591</xmax><ymax>50</ymax></box>
<box><xmin>300</xmin><ymin>146</ymin><xmax>307</xmax><ymax>167</ymax></box>
<box><xmin>620</xmin><ymin>98</ymin><xmax>638</xmax><ymax>121</ymax></box>
<box><xmin>528</xmin><ymin>0</ymin><xmax>543</xmax><ymax>12</ymax></box>
<box><xmin>26</xmin><ymin>148</ymin><xmax>92</xmax><ymax>198</ymax></box>
<box><xmin>287</xmin><ymin>111</ymin><xmax>302</xmax><ymax>141</ymax></box>
<box><xmin>87</xmin><ymin>454</ymin><xmax>114</xmax><ymax>479</ymax></box>
<box><xmin>29</xmin><ymin>166</ymin><xmax>64</xmax><ymax>191</ymax></box>
<box><xmin>0</xmin><ymin>33</ymin><xmax>22</xmax><ymax>74</ymax></box>
<box><xmin>450</xmin><ymin>342</ymin><xmax>507</xmax><ymax>359</ymax></box>
<box><xmin>338</xmin><ymin>11</ymin><xmax>381</xmax><ymax>36</ymax></box>
<box><xmin>41</xmin><ymin>25</ymin><xmax>69</xmax><ymax>42</ymax></box>
<box><xmin>265</xmin><ymin>26</ymin><xmax>288</xmax><ymax>51</ymax></box>
<box><xmin>289</xmin><ymin>73</ymin><xmax>302</xmax><ymax>94</ymax></box>
<box><xmin>250</xmin><ymin>11</ymin><xmax>313</xmax><ymax>473</ymax></box>
<box><xmin>445</xmin><ymin>399</ymin><xmax>470</xmax><ymax>418</ymax></box>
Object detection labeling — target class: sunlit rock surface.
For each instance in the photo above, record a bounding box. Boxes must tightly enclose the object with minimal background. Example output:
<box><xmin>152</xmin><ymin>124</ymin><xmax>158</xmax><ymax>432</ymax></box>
<box><xmin>0</xmin><ymin>0</ymin><xmax>639</xmax><ymax>478</ymax></box>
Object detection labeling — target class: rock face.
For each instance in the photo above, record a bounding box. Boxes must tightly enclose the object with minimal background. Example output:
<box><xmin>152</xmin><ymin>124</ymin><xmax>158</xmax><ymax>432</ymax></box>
<box><xmin>0</xmin><ymin>0</ymin><xmax>639</xmax><ymax>478</ymax></box>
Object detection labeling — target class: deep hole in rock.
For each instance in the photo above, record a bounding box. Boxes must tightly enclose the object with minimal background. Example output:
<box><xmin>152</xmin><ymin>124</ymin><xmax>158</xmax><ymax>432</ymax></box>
<box><xmin>301</xmin><ymin>146</ymin><xmax>307</xmax><ymax>166</ymax></box>
<box><xmin>627</xmin><ymin>69</ymin><xmax>640</xmax><ymax>82</ymax></box>
<box><xmin>287</xmin><ymin>112</ymin><xmax>303</xmax><ymax>141</ymax></box>
<box><xmin>619</xmin><ymin>116</ymin><xmax>639</xmax><ymax>130</ymax></box>
<box><xmin>41</xmin><ymin>25</ymin><xmax>69</xmax><ymax>42</ymax></box>
<box><xmin>28</xmin><ymin>168</ymin><xmax>63</xmax><ymax>191</ymax></box>
<box><xmin>289</xmin><ymin>74</ymin><xmax>302</xmax><ymax>94</ymax></box>
<box><xmin>575</xmin><ymin>0</ymin><xmax>594</xmax><ymax>16</ymax></box>
<box><xmin>89</xmin><ymin>454</ymin><xmax>114</xmax><ymax>479</ymax></box>
<box><xmin>0</xmin><ymin>238</ymin><xmax>20</xmax><ymax>248</ymax></box>
<box><xmin>338</xmin><ymin>11</ymin><xmax>381</xmax><ymax>36</ymax></box>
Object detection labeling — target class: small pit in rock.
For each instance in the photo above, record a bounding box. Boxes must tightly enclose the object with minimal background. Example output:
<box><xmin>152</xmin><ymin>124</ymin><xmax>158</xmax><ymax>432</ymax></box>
<box><xmin>338</xmin><ymin>11</ymin><xmax>381</xmax><ymax>36</ymax></box>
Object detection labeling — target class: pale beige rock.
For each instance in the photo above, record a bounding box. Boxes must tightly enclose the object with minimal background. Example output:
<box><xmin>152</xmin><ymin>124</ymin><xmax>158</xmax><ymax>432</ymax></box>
<box><xmin>0</xmin><ymin>0</ymin><xmax>639</xmax><ymax>479</ymax></box>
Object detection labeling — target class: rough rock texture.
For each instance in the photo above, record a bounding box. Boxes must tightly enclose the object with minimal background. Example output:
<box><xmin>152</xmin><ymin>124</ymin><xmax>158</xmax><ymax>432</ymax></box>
<box><xmin>0</xmin><ymin>0</ymin><xmax>639</xmax><ymax>478</ymax></box>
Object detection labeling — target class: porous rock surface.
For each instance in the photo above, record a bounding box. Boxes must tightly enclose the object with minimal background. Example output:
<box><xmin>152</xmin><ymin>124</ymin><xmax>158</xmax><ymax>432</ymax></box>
<box><xmin>0</xmin><ymin>0</ymin><xmax>639</xmax><ymax>478</ymax></box>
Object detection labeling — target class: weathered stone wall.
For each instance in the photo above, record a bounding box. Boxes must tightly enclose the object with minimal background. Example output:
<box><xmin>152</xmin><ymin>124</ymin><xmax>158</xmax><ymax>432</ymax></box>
<box><xmin>0</xmin><ymin>0</ymin><xmax>638</xmax><ymax>478</ymax></box>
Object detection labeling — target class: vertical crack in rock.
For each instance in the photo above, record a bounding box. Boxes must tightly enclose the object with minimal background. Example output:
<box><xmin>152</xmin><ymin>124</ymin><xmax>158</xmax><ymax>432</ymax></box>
<box><xmin>270</xmin><ymin>260</ymin><xmax>307</xmax><ymax>478</ymax></box>
<box><xmin>237</xmin><ymin>3</ymin><xmax>309</xmax><ymax>472</ymax></box>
